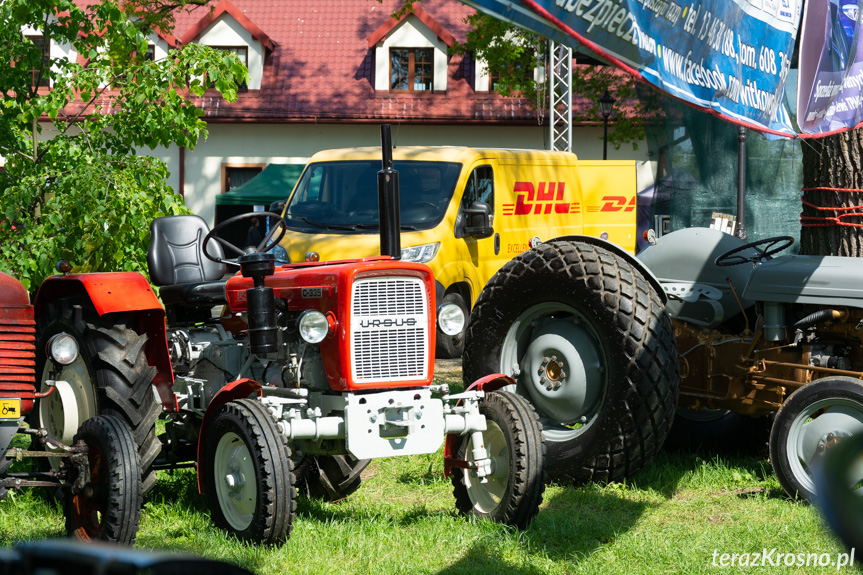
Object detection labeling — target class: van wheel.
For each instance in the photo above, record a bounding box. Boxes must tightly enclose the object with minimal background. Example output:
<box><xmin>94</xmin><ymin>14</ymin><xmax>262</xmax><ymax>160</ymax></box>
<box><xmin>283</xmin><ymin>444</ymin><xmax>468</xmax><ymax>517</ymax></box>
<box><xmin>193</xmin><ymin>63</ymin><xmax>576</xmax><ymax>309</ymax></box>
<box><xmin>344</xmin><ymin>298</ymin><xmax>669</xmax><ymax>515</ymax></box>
<box><xmin>463</xmin><ymin>240</ymin><xmax>680</xmax><ymax>484</ymax></box>
<box><xmin>436</xmin><ymin>292</ymin><xmax>468</xmax><ymax>359</ymax></box>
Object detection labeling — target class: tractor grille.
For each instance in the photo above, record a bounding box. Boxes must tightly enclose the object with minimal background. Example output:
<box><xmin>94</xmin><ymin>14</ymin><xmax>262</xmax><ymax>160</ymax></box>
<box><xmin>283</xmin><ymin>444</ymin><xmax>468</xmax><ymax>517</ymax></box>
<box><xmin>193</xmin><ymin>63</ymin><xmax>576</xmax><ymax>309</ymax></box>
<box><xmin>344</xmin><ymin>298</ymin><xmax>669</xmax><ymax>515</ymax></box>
<box><xmin>0</xmin><ymin>307</ymin><xmax>36</xmax><ymax>386</ymax></box>
<box><xmin>350</xmin><ymin>276</ymin><xmax>428</xmax><ymax>383</ymax></box>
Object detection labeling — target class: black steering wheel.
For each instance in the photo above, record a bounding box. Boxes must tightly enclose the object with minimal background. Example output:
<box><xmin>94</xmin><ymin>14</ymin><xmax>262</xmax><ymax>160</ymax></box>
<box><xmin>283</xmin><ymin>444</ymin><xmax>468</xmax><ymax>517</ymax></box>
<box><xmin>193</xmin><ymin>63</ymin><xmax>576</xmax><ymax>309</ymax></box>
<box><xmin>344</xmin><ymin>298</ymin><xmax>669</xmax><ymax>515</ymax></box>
<box><xmin>714</xmin><ymin>236</ymin><xmax>794</xmax><ymax>267</ymax></box>
<box><xmin>202</xmin><ymin>212</ymin><xmax>287</xmax><ymax>264</ymax></box>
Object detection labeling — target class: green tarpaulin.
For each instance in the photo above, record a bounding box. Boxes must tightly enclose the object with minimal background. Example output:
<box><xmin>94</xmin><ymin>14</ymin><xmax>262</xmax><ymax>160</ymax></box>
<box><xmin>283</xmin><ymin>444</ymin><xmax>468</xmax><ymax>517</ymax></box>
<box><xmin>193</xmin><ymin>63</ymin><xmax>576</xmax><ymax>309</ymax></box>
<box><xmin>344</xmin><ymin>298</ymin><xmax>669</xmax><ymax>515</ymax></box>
<box><xmin>215</xmin><ymin>164</ymin><xmax>304</xmax><ymax>206</ymax></box>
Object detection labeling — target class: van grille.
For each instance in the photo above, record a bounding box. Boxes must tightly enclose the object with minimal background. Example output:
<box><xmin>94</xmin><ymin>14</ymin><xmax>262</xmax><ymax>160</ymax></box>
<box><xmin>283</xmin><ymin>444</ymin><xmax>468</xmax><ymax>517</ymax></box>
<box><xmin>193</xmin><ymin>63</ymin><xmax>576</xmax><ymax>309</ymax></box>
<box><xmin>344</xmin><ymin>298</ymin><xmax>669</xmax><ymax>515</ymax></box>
<box><xmin>350</xmin><ymin>277</ymin><xmax>428</xmax><ymax>383</ymax></box>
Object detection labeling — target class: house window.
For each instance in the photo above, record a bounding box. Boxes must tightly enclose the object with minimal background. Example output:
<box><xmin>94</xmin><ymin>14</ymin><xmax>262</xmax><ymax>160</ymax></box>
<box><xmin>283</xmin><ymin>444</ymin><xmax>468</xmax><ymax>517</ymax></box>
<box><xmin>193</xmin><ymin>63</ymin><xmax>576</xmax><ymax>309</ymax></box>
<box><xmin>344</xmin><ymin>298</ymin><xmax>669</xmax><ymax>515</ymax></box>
<box><xmin>222</xmin><ymin>164</ymin><xmax>264</xmax><ymax>194</ymax></box>
<box><xmin>390</xmin><ymin>48</ymin><xmax>433</xmax><ymax>92</ymax></box>
<box><xmin>210</xmin><ymin>46</ymin><xmax>249</xmax><ymax>90</ymax></box>
<box><xmin>144</xmin><ymin>44</ymin><xmax>155</xmax><ymax>61</ymax></box>
<box><xmin>26</xmin><ymin>35</ymin><xmax>50</xmax><ymax>88</ymax></box>
<box><xmin>488</xmin><ymin>51</ymin><xmax>535</xmax><ymax>93</ymax></box>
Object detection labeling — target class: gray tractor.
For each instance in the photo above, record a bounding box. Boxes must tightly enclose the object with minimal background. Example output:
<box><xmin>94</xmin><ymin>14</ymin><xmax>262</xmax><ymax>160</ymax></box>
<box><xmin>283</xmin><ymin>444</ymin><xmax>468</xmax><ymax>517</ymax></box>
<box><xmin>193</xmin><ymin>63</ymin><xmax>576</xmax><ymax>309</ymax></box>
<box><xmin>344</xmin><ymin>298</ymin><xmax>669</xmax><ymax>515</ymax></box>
<box><xmin>464</xmin><ymin>227</ymin><xmax>863</xmax><ymax>501</ymax></box>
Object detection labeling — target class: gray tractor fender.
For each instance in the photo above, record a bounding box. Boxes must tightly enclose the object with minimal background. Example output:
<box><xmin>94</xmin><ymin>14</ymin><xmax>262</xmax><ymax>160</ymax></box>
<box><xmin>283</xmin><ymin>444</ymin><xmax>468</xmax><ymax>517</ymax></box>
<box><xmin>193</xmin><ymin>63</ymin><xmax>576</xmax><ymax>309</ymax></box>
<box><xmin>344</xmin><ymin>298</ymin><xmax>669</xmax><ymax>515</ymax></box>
<box><xmin>550</xmin><ymin>235</ymin><xmax>667</xmax><ymax>304</ymax></box>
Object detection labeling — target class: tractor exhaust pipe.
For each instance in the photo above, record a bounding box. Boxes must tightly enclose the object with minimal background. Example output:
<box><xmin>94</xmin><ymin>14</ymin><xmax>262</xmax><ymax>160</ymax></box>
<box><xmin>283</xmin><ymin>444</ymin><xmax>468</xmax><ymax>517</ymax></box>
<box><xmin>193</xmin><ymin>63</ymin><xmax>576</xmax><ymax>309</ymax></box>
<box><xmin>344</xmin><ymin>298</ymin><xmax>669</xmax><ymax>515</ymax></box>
<box><xmin>377</xmin><ymin>124</ymin><xmax>401</xmax><ymax>259</ymax></box>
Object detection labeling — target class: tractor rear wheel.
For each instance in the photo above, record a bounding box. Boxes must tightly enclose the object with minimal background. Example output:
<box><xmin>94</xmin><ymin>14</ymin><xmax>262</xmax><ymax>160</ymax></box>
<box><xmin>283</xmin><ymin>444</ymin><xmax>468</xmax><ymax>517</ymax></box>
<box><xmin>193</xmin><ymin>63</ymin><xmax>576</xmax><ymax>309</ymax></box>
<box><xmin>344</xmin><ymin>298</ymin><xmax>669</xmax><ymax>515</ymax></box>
<box><xmin>294</xmin><ymin>454</ymin><xmax>369</xmax><ymax>501</ymax></box>
<box><xmin>205</xmin><ymin>399</ymin><xmax>295</xmax><ymax>544</ymax></box>
<box><xmin>451</xmin><ymin>391</ymin><xmax>545</xmax><ymax>529</ymax></box>
<box><xmin>35</xmin><ymin>299</ymin><xmax>161</xmax><ymax>495</ymax></box>
<box><xmin>463</xmin><ymin>240</ymin><xmax>679</xmax><ymax>484</ymax></box>
<box><xmin>64</xmin><ymin>415</ymin><xmax>142</xmax><ymax>544</ymax></box>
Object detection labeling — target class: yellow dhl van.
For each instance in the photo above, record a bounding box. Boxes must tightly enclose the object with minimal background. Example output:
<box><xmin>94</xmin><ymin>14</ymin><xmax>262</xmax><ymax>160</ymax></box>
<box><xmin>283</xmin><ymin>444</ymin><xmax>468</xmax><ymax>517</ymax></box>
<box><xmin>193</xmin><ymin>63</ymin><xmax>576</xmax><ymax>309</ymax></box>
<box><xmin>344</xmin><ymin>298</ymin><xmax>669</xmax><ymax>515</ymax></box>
<box><xmin>275</xmin><ymin>146</ymin><xmax>637</xmax><ymax>357</ymax></box>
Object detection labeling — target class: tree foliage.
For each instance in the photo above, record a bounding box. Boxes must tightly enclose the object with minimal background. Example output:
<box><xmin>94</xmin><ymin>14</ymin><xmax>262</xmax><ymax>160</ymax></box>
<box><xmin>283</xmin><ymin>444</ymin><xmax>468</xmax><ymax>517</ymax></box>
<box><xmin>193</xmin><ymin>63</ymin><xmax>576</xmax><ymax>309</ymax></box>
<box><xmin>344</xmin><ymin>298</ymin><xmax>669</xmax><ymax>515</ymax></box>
<box><xmin>451</xmin><ymin>11</ymin><xmax>662</xmax><ymax>151</ymax></box>
<box><xmin>0</xmin><ymin>0</ymin><xmax>248</xmax><ymax>291</ymax></box>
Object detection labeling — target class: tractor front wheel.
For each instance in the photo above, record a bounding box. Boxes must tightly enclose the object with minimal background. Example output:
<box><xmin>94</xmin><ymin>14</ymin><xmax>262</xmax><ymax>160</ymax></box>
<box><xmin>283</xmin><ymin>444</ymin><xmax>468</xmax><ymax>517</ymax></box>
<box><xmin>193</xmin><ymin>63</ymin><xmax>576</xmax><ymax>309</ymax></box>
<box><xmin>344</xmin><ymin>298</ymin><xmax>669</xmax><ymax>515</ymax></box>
<box><xmin>64</xmin><ymin>415</ymin><xmax>142</xmax><ymax>544</ymax></box>
<box><xmin>205</xmin><ymin>399</ymin><xmax>296</xmax><ymax>544</ymax></box>
<box><xmin>770</xmin><ymin>376</ymin><xmax>863</xmax><ymax>502</ymax></box>
<box><xmin>451</xmin><ymin>391</ymin><xmax>545</xmax><ymax>529</ymax></box>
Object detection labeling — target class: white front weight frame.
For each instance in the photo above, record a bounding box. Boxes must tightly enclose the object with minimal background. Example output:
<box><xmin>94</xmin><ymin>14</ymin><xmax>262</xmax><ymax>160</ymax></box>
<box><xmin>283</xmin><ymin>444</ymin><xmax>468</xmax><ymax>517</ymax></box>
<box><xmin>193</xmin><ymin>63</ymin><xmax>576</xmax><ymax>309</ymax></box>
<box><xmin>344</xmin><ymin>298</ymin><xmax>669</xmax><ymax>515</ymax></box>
<box><xmin>258</xmin><ymin>388</ymin><xmax>491</xmax><ymax>475</ymax></box>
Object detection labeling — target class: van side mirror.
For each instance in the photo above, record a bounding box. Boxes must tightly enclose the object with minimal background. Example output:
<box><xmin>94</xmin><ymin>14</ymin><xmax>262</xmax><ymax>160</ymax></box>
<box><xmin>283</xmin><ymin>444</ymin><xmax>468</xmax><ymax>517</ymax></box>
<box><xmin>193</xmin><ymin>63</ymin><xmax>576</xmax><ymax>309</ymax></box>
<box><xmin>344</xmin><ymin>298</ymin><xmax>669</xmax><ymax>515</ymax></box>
<box><xmin>463</xmin><ymin>202</ymin><xmax>493</xmax><ymax>238</ymax></box>
<box><xmin>269</xmin><ymin>200</ymin><xmax>287</xmax><ymax>216</ymax></box>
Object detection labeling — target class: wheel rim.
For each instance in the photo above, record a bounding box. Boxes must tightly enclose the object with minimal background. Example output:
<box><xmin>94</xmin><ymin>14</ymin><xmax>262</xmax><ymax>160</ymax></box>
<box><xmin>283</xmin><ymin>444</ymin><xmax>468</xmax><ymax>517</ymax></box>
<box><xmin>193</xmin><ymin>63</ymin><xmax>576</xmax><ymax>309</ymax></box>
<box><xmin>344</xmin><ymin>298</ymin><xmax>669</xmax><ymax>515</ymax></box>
<box><xmin>464</xmin><ymin>420</ymin><xmax>509</xmax><ymax>513</ymax></box>
<box><xmin>499</xmin><ymin>302</ymin><xmax>605</xmax><ymax>442</ymax></box>
<box><xmin>213</xmin><ymin>431</ymin><xmax>257</xmax><ymax>531</ymax></box>
<box><xmin>39</xmin><ymin>354</ymin><xmax>97</xmax><ymax>446</ymax></box>
<box><xmin>68</xmin><ymin>444</ymin><xmax>106</xmax><ymax>540</ymax></box>
<box><xmin>785</xmin><ymin>398</ymin><xmax>863</xmax><ymax>495</ymax></box>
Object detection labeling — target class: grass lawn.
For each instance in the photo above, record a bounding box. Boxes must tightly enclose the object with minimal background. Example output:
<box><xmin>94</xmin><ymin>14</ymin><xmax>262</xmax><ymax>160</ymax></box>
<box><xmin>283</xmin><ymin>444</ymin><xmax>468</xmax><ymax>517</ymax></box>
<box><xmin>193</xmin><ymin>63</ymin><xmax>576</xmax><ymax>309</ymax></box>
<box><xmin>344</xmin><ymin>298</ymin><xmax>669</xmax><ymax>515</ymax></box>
<box><xmin>0</xmin><ymin>361</ymin><xmax>859</xmax><ymax>574</ymax></box>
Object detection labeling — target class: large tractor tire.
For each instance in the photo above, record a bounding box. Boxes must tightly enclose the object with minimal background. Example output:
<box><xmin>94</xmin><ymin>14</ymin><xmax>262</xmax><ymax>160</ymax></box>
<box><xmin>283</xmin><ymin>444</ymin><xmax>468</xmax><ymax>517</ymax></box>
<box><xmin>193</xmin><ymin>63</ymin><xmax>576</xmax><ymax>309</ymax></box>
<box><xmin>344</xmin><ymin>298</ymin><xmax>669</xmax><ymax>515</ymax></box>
<box><xmin>451</xmin><ymin>391</ymin><xmax>546</xmax><ymax>529</ymax></box>
<box><xmin>294</xmin><ymin>454</ymin><xmax>369</xmax><ymax>501</ymax></box>
<box><xmin>463</xmin><ymin>240</ymin><xmax>680</xmax><ymax>484</ymax></box>
<box><xmin>35</xmin><ymin>299</ymin><xmax>161</xmax><ymax>495</ymax></box>
<box><xmin>64</xmin><ymin>415</ymin><xmax>142</xmax><ymax>544</ymax></box>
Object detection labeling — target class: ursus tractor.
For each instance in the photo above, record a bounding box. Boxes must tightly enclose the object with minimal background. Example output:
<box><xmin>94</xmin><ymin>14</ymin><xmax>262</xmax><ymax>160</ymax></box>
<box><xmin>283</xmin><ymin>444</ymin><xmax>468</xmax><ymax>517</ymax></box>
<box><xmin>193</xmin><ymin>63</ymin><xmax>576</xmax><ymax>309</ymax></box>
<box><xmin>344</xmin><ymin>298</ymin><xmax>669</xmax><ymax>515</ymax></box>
<box><xmin>21</xmin><ymin>126</ymin><xmax>546</xmax><ymax>544</ymax></box>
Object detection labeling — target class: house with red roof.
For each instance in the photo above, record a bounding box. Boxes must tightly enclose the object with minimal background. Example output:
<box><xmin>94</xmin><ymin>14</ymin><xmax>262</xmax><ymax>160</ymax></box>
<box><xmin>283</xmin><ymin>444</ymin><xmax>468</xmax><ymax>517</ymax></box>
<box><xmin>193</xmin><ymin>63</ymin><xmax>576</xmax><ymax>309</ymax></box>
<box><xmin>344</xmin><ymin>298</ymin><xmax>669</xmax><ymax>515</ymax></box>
<box><xmin>33</xmin><ymin>0</ymin><xmax>653</xmax><ymax>225</ymax></box>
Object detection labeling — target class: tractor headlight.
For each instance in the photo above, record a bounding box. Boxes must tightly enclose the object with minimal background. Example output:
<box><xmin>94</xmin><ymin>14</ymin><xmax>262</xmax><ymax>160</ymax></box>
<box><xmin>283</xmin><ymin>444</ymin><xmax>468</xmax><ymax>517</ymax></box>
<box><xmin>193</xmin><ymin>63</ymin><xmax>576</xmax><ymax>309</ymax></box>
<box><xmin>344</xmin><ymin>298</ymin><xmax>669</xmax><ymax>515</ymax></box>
<box><xmin>400</xmin><ymin>243</ymin><xmax>440</xmax><ymax>263</ymax></box>
<box><xmin>437</xmin><ymin>303</ymin><xmax>466</xmax><ymax>336</ymax></box>
<box><xmin>47</xmin><ymin>333</ymin><xmax>79</xmax><ymax>365</ymax></box>
<box><xmin>298</xmin><ymin>310</ymin><xmax>330</xmax><ymax>343</ymax></box>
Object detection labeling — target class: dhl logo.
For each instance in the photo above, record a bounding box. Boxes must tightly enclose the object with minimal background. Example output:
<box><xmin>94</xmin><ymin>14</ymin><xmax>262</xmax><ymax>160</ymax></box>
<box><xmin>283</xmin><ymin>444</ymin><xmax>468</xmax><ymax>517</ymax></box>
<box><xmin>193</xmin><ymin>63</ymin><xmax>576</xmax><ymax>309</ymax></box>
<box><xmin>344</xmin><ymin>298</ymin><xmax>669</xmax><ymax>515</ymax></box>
<box><xmin>585</xmin><ymin>196</ymin><xmax>636</xmax><ymax>213</ymax></box>
<box><xmin>502</xmin><ymin>182</ymin><xmax>580</xmax><ymax>216</ymax></box>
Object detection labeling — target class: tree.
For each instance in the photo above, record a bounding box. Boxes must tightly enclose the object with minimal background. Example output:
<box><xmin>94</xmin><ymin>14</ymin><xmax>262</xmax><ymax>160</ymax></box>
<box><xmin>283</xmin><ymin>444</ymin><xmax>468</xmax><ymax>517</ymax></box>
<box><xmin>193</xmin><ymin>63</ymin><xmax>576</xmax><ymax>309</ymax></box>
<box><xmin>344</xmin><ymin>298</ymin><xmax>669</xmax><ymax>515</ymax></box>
<box><xmin>799</xmin><ymin>131</ymin><xmax>863</xmax><ymax>256</ymax></box>
<box><xmin>451</xmin><ymin>11</ymin><xmax>662</xmax><ymax>152</ymax></box>
<box><xmin>0</xmin><ymin>0</ymin><xmax>248</xmax><ymax>291</ymax></box>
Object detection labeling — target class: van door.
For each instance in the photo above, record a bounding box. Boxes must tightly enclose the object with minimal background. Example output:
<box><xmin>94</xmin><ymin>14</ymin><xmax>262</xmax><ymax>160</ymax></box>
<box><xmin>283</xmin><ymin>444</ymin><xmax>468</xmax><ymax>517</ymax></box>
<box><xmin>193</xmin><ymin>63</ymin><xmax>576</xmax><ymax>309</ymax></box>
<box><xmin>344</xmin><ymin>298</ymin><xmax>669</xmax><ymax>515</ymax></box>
<box><xmin>455</xmin><ymin>164</ymin><xmax>497</xmax><ymax>297</ymax></box>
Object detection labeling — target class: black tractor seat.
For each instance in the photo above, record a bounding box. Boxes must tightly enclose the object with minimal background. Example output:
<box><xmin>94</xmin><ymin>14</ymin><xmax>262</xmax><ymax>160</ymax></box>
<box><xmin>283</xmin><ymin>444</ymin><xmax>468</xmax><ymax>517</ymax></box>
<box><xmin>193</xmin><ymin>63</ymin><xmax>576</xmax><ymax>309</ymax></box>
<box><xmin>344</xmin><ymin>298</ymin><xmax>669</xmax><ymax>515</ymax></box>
<box><xmin>148</xmin><ymin>215</ymin><xmax>229</xmax><ymax>324</ymax></box>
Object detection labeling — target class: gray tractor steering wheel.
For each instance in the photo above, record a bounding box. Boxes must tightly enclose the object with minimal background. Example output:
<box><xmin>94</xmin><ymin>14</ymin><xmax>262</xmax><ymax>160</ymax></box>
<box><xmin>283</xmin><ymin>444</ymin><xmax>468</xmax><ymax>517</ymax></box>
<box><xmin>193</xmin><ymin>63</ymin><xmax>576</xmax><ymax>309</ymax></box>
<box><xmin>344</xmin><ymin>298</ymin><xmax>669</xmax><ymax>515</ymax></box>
<box><xmin>714</xmin><ymin>236</ymin><xmax>794</xmax><ymax>267</ymax></box>
<box><xmin>202</xmin><ymin>212</ymin><xmax>287</xmax><ymax>264</ymax></box>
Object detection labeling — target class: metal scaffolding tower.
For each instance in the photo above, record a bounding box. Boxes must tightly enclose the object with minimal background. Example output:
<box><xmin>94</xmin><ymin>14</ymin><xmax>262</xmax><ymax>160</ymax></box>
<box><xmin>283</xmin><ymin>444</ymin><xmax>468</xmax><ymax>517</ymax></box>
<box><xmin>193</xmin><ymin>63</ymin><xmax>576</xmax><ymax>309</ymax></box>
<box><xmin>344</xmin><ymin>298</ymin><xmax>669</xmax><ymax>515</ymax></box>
<box><xmin>549</xmin><ymin>42</ymin><xmax>572</xmax><ymax>152</ymax></box>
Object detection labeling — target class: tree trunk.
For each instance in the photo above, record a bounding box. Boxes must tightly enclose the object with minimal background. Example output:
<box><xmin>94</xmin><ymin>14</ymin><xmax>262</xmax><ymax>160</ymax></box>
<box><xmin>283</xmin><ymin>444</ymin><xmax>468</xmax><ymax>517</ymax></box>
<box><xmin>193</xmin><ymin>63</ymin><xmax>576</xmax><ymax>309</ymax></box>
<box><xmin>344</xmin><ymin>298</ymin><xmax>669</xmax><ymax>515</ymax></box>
<box><xmin>800</xmin><ymin>129</ymin><xmax>863</xmax><ymax>256</ymax></box>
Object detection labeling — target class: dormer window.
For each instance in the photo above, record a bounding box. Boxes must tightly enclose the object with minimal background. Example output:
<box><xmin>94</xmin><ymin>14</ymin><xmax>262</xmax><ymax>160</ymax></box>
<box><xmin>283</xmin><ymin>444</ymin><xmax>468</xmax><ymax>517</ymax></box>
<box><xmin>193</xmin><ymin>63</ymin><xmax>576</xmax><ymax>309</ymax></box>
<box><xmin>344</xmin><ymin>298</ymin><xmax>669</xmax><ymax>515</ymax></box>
<box><xmin>179</xmin><ymin>0</ymin><xmax>274</xmax><ymax>91</ymax></box>
<box><xmin>368</xmin><ymin>6</ymin><xmax>455</xmax><ymax>94</ymax></box>
<box><xmin>390</xmin><ymin>48</ymin><xmax>433</xmax><ymax>92</ymax></box>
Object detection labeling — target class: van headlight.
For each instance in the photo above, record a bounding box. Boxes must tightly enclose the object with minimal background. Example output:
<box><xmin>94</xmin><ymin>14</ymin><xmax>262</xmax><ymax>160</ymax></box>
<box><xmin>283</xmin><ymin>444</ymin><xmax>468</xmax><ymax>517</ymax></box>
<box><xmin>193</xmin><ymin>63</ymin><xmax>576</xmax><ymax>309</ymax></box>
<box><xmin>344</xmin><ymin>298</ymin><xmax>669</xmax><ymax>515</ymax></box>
<box><xmin>437</xmin><ymin>303</ymin><xmax>466</xmax><ymax>336</ymax></box>
<box><xmin>401</xmin><ymin>243</ymin><xmax>440</xmax><ymax>263</ymax></box>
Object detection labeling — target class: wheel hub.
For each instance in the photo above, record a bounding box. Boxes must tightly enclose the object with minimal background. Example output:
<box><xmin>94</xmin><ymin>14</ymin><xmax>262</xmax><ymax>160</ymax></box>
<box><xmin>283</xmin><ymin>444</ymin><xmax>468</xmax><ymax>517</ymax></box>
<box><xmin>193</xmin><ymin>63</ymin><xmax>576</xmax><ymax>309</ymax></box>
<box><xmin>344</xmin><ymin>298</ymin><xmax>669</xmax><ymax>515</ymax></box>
<box><xmin>224</xmin><ymin>462</ymin><xmax>247</xmax><ymax>499</ymax></box>
<box><xmin>538</xmin><ymin>356</ymin><xmax>566</xmax><ymax>391</ymax></box>
<box><xmin>816</xmin><ymin>431</ymin><xmax>850</xmax><ymax>457</ymax></box>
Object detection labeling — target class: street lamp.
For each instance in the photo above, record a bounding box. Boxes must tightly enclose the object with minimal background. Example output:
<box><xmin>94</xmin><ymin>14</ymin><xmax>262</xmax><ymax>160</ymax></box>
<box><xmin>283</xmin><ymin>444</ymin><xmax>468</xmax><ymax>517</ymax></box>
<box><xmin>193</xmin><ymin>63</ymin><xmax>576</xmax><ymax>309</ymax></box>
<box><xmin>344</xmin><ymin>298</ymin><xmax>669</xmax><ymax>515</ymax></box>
<box><xmin>599</xmin><ymin>90</ymin><xmax>616</xmax><ymax>160</ymax></box>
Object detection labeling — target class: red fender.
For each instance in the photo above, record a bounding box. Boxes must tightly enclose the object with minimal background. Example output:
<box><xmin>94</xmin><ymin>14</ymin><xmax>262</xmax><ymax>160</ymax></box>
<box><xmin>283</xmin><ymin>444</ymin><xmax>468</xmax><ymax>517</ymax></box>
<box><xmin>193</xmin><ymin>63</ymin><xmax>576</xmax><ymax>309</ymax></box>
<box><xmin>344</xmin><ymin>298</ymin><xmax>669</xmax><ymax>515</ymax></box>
<box><xmin>196</xmin><ymin>378</ymin><xmax>263</xmax><ymax>494</ymax></box>
<box><xmin>33</xmin><ymin>273</ymin><xmax>175</xmax><ymax>409</ymax></box>
<box><xmin>443</xmin><ymin>373</ymin><xmax>515</xmax><ymax>478</ymax></box>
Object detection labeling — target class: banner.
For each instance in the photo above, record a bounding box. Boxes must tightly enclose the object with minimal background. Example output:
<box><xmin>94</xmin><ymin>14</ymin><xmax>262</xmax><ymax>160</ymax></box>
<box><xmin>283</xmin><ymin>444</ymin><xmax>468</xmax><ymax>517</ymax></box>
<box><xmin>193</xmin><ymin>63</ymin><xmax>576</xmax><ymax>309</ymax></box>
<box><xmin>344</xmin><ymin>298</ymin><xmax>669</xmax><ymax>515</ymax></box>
<box><xmin>797</xmin><ymin>0</ymin><xmax>863</xmax><ymax>135</ymax></box>
<box><xmin>464</xmin><ymin>0</ymin><xmax>802</xmax><ymax>136</ymax></box>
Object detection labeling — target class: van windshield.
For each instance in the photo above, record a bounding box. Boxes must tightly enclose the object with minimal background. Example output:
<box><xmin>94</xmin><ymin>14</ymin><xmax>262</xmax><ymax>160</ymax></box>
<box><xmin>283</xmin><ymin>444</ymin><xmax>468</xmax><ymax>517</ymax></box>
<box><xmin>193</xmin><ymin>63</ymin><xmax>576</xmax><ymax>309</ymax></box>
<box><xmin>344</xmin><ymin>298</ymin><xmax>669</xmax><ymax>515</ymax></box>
<box><xmin>284</xmin><ymin>160</ymin><xmax>462</xmax><ymax>233</ymax></box>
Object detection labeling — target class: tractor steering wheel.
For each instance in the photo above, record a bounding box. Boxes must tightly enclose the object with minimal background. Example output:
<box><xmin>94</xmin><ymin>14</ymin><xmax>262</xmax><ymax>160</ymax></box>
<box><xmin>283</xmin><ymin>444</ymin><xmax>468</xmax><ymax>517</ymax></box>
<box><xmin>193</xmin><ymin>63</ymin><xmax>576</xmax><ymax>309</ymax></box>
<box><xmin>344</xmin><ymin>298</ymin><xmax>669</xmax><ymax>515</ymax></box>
<box><xmin>202</xmin><ymin>212</ymin><xmax>287</xmax><ymax>264</ymax></box>
<box><xmin>714</xmin><ymin>236</ymin><xmax>794</xmax><ymax>267</ymax></box>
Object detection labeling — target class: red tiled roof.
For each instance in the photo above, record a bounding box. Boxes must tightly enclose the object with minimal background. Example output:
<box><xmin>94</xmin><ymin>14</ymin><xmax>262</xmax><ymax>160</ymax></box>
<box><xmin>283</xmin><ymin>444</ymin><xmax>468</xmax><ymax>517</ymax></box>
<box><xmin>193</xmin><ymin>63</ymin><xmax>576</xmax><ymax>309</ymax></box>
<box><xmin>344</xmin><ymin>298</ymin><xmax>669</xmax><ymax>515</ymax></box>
<box><xmin>169</xmin><ymin>0</ymin><xmax>540</xmax><ymax>124</ymax></box>
<box><xmin>178</xmin><ymin>0</ymin><xmax>274</xmax><ymax>51</ymax></box>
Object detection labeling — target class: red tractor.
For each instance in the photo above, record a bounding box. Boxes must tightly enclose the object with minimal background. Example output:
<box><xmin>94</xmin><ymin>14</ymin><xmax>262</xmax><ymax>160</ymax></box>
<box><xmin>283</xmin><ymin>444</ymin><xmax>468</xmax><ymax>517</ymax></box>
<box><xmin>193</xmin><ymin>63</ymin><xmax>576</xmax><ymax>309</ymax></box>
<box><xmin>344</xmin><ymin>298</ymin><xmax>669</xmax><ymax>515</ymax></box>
<box><xmin>22</xmin><ymin>126</ymin><xmax>546</xmax><ymax>543</ymax></box>
<box><xmin>0</xmin><ymin>270</ymin><xmax>141</xmax><ymax>543</ymax></box>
